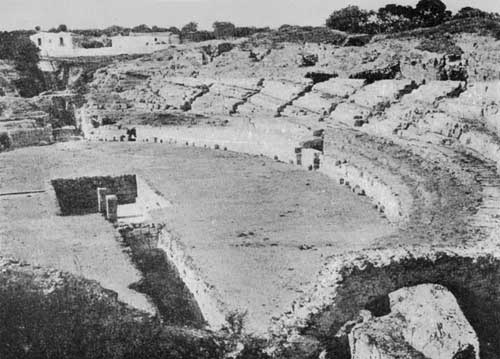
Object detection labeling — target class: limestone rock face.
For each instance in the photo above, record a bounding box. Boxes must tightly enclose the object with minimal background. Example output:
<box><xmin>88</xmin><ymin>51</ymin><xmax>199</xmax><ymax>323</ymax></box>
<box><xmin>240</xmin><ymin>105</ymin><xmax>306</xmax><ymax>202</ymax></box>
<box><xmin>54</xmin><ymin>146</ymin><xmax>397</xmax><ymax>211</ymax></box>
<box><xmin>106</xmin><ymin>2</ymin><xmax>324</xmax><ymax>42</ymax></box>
<box><xmin>349</xmin><ymin>315</ymin><xmax>427</xmax><ymax>359</ymax></box>
<box><xmin>389</xmin><ymin>284</ymin><xmax>479</xmax><ymax>359</ymax></box>
<box><xmin>348</xmin><ymin>284</ymin><xmax>479</xmax><ymax>359</ymax></box>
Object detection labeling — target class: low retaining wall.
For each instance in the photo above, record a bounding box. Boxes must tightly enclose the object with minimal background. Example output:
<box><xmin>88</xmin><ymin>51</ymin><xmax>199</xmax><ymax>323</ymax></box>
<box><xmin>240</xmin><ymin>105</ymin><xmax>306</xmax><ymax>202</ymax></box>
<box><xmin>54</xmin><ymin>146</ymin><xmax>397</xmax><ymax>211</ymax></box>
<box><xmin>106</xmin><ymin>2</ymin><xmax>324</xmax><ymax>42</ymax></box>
<box><xmin>117</xmin><ymin>223</ymin><xmax>207</xmax><ymax>328</ymax></box>
<box><xmin>319</xmin><ymin>156</ymin><xmax>409</xmax><ymax>223</ymax></box>
<box><xmin>157</xmin><ymin>228</ymin><xmax>228</xmax><ymax>330</ymax></box>
<box><xmin>0</xmin><ymin>126</ymin><xmax>81</xmax><ymax>152</ymax></box>
<box><xmin>53</xmin><ymin>126</ymin><xmax>78</xmax><ymax>142</ymax></box>
<box><xmin>117</xmin><ymin>222</ymin><xmax>228</xmax><ymax>329</ymax></box>
<box><xmin>83</xmin><ymin>117</ymin><xmax>309</xmax><ymax>166</ymax></box>
<box><xmin>51</xmin><ymin>175</ymin><xmax>137</xmax><ymax>215</ymax></box>
<box><xmin>8</xmin><ymin>126</ymin><xmax>53</xmax><ymax>148</ymax></box>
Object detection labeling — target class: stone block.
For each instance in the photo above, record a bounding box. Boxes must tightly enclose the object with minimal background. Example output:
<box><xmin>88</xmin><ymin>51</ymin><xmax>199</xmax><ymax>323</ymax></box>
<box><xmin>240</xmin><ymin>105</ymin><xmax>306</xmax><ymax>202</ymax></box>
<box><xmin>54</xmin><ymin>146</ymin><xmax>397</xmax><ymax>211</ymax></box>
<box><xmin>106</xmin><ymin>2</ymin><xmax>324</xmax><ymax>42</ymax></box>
<box><xmin>106</xmin><ymin>195</ymin><xmax>118</xmax><ymax>222</ymax></box>
<box><xmin>389</xmin><ymin>284</ymin><xmax>479</xmax><ymax>359</ymax></box>
<box><xmin>97</xmin><ymin>187</ymin><xmax>109</xmax><ymax>213</ymax></box>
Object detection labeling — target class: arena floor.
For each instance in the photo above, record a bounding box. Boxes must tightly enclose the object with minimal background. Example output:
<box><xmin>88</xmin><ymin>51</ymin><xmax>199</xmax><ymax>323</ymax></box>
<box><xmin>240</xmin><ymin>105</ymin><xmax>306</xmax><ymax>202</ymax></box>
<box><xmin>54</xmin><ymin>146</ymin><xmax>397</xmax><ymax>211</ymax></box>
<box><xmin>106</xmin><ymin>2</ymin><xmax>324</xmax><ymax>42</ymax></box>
<box><xmin>0</xmin><ymin>141</ymin><xmax>394</xmax><ymax>333</ymax></box>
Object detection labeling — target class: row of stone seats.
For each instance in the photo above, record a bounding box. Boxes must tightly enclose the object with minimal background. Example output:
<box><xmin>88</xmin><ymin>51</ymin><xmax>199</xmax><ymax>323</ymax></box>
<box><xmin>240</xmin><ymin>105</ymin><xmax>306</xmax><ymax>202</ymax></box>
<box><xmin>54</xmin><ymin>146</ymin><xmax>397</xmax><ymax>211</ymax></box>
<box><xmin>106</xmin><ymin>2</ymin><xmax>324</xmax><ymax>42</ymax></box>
<box><xmin>238</xmin><ymin>79</ymin><xmax>312</xmax><ymax>117</ymax></box>
<box><xmin>190</xmin><ymin>78</ymin><xmax>263</xmax><ymax>115</ymax></box>
<box><xmin>282</xmin><ymin>78</ymin><xmax>365</xmax><ymax>119</ymax></box>
<box><xmin>324</xmin><ymin>78</ymin><xmax>500</xmax><ymax>245</ymax></box>
<box><xmin>328</xmin><ymin>80</ymin><xmax>417</xmax><ymax>127</ymax></box>
<box><xmin>366</xmin><ymin>82</ymin><xmax>462</xmax><ymax>139</ymax></box>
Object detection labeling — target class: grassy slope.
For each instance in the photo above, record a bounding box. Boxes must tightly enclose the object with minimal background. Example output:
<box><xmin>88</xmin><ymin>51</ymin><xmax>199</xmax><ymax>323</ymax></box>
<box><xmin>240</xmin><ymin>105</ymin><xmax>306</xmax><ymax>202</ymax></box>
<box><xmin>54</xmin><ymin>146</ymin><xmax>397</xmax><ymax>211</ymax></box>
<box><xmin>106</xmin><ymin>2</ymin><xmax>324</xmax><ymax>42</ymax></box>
<box><xmin>0</xmin><ymin>265</ymin><xmax>224</xmax><ymax>359</ymax></box>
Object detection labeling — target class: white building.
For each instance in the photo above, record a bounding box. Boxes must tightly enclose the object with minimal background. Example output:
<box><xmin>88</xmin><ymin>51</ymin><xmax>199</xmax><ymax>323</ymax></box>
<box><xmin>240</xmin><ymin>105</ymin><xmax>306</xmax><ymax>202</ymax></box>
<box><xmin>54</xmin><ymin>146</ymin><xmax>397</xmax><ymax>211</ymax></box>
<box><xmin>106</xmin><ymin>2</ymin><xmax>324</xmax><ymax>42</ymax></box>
<box><xmin>111</xmin><ymin>32</ymin><xmax>180</xmax><ymax>49</ymax></box>
<box><xmin>30</xmin><ymin>31</ymin><xmax>180</xmax><ymax>58</ymax></box>
<box><xmin>29</xmin><ymin>32</ymin><xmax>79</xmax><ymax>56</ymax></box>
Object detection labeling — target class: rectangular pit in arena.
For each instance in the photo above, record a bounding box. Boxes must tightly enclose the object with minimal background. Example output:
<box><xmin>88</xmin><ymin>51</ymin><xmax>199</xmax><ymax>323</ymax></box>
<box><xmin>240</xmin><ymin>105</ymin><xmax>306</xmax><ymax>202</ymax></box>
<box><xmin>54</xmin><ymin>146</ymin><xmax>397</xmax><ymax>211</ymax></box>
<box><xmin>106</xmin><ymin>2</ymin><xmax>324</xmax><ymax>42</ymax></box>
<box><xmin>51</xmin><ymin>175</ymin><xmax>138</xmax><ymax>215</ymax></box>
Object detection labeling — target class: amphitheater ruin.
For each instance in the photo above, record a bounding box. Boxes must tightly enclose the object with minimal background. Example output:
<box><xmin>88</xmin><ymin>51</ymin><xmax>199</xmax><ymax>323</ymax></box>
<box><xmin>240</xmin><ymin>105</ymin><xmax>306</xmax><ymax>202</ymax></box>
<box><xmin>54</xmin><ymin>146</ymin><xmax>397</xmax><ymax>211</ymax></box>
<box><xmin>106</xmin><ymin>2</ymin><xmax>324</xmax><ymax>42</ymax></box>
<box><xmin>2</xmin><ymin>29</ymin><xmax>500</xmax><ymax>358</ymax></box>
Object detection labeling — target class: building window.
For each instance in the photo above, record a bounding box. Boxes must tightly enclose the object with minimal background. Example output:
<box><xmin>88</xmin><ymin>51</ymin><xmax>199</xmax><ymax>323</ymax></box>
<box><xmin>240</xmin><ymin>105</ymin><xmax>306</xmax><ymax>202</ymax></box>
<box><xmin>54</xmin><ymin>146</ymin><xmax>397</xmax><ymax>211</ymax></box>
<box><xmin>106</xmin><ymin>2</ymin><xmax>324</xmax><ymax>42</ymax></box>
<box><xmin>37</xmin><ymin>38</ymin><xmax>42</xmax><ymax>46</ymax></box>
<box><xmin>59</xmin><ymin>37</ymin><xmax>64</xmax><ymax>46</ymax></box>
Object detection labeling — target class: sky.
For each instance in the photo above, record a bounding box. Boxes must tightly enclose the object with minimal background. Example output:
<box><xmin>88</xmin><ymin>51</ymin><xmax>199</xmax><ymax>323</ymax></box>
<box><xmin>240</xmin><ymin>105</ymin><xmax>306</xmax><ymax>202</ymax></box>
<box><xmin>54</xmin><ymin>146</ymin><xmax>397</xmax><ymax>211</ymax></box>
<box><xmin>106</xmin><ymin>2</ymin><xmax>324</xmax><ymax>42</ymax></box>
<box><xmin>1</xmin><ymin>0</ymin><xmax>499</xmax><ymax>31</ymax></box>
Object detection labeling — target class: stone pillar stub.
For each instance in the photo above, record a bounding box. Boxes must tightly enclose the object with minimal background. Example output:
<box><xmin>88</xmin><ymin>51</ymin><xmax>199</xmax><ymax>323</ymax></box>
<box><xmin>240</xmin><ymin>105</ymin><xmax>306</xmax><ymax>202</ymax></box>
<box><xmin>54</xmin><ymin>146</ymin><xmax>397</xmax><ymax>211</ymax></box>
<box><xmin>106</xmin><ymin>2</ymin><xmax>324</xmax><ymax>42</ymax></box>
<box><xmin>313</xmin><ymin>152</ymin><xmax>320</xmax><ymax>170</ymax></box>
<box><xmin>295</xmin><ymin>147</ymin><xmax>302</xmax><ymax>166</ymax></box>
<box><xmin>97</xmin><ymin>187</ymin><xmax>109</xmax><ymax>213</ymax></box>
<box><xmin>106</xmin><ymin>195</ymin><xmax>118</xmax><ymax>222</ymax></box>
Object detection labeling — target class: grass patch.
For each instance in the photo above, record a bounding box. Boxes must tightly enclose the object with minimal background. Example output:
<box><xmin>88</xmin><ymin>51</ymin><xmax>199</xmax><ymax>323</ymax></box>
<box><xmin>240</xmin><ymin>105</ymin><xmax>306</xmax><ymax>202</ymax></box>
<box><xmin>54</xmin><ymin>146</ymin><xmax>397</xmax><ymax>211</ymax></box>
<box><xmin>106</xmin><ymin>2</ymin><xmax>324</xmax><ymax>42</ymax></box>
<box><xmin>129</xmin><ymin>248</ymin><xmax>206</xmax><ymax>328</ymax></box>
<box><xmin>415</xmin><ymin>34</ymin><xmax>463</xmax><ymax>56</ymax></box>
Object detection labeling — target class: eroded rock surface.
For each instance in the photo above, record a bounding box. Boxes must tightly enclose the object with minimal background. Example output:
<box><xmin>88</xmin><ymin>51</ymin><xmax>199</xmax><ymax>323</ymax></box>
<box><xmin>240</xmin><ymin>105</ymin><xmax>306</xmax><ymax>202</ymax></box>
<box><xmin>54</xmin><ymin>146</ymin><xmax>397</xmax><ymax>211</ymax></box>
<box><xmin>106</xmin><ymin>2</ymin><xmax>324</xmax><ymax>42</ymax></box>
<box><xmin>349</xmin><ymin>284</ymin><xmax>479</xmax><ymax>359</ymax></box>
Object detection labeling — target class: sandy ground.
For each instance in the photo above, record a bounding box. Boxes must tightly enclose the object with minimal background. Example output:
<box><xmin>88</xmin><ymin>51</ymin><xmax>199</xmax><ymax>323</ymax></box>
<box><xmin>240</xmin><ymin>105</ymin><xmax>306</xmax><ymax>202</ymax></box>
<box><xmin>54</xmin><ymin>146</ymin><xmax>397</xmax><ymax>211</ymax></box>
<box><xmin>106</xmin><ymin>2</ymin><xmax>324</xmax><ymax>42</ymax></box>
<box><xmin>0</xmin><ymin>141</ymin><xmax>394</xmax><ymax>333</ymax></box>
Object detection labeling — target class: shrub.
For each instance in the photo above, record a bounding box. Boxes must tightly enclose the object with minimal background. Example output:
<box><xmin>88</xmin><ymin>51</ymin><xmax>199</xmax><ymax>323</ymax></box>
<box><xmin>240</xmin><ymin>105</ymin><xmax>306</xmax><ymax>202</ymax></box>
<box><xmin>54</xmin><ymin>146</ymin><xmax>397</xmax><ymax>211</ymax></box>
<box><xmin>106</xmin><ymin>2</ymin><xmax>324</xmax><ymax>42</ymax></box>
<box><xmin>326</xmin><ymin>6</ymin><xmax>372</xmax><ymax>33</ymax></box>
<box><xmin>0</xmin><ymin>271</ymin><xmax>224</xmax><ymax>359</ymax></box>
<box><xmin>225</xmin><ymin>310</ymin><xmax>247</xmax><ymax>336</ymax></box>
<box><xmin>0</xmin><ymin>31</ymin><xmax>46</xmax><ymax>97</ymax></box>
<box><xmin>0</xmin><ymin>132</ymin><xmax>12</xmax><ymax>150</ymax></box>
<box><xmin>57</xmin><ymin>24</ymin><xmax>68</xmax><ymax>32</ymax></box>
<box><xmin>454</xmin><ymin>7</ymin><xmax>490</xmax><ymax>19</ymax></box>
<box><xmin>416</xmin><ymin>34</ymin><xmax>463</xmax><ymax>56</ymax></box>
<box><xmin>257</xmin><ymin>26</ymin><xmax>346</xmax><ymax>44</ymax></box>
<box><xmin>235</xmin><ymin>337</ymin><xmax>271</xmax><ymax>359</ymax></box>
<box><xmin>81</xmin><ymin>40</ymin><xmax>105</xmax><ymax>49</ymax></box>
<box><xmin>213</xmin><ymin>21</ymin><xmax>236</xmax><ymax>39</ymax></box>
<box><xmin>415</xmin><ymin>0</ymin><xmax>451</xmax><ymax>27</ymax></box>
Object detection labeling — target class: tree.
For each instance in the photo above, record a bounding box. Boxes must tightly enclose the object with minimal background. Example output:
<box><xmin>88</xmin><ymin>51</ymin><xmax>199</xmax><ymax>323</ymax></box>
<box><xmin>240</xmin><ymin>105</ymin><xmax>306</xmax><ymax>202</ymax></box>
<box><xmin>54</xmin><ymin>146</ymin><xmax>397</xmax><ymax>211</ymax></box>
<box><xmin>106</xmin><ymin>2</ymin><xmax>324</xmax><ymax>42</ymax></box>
<box><xmin>415</xmin><ymin>0</ymin><xmax>450</xmax><ymax>26</ymax></box>
<box><xmin>326</xmin><ymin>6</ymin><xmax>370</xmax><ymax>33</ymax></box>
<box><xmin>0</xmin><ymin>32</ymin><xmax>46</xmax><ymax>97</ymax></box>
<box><xmin>103</xmin><ymin>25</ymin><xmax>127</xmax><ymax>36</ymax></box>
<box><xmin>57</xmin><ymin>24</ymin><xmax>68</xmax><ymax>32</ymax></box>
<box><xmin>455</xmin><ymin>7</ymin><xmax>489</xmax><ymax>19</ymax></box>
<box><xmin>378</xmin><ymin>4</ymin><xmax>415</xmax><ymax>19</ymax></box>
<box><xmin>234</xmin><ymin>26</ymin><xmax>269</xmax><ymax>38</ymax></box>
<box><xmin>181</xmin><ymin>22</ymin><xmax>198</xmax><ymax>34</ymax></box>
<box><xmin>167</xmin><ymin>26</ymin><xmax>181</xmax><ymax>35</ymax></box>
<box><xmin>279</xmin><ymin>24</ymin><xmax>293</xmax><ymax>31</ymax></box>
<box><xmin>376</xmin><ymin>4</ymin><xmax>416</xmax><ymax>32</ymax></box>
<box><xmin>151</xmin><ymin>25</ymin><xmax>171</xmax><ymax>33</ymax></box>
<box><xmin>132</xmin><ymin>24</ymin><xmax>152</xmax><ymax>33</ymax></box>
<box><xmin>212</xmin><ymin>21</ymin><xmax>236</xmax><ymax>39</ymax></box>
<box><xmin>35</xmin><ymin>25</ymin><xmax>41</xmax><ymax>32</ymax></box>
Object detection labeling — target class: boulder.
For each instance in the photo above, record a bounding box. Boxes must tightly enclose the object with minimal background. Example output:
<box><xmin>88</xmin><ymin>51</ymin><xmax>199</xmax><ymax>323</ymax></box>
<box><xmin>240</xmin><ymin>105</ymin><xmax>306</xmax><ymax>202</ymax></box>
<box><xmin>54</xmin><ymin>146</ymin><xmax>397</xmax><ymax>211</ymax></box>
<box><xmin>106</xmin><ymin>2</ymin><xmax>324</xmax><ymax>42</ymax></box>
<box><xmin>297</xmin><ymin>53</ymin><xmax>318</xmax><ymax>67</ymax></box>
<box><xmin>349</xmin><ymin>62</ymin><xmax>401</xmax><ymax>84</ymax></box>
<box><xmin>390</xmin><ymin>284</ymin><xmax>479</xmax><ymax>359</ymax></box>
<box><xmin>349</xmin><ymin>315</ymin><xmax>428</xmax><ymax>359</ymax></box>
<box><xmin>348</xmin><ymin>284</ymin><xmax>479</xmax><ymax>359</ymax></box>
